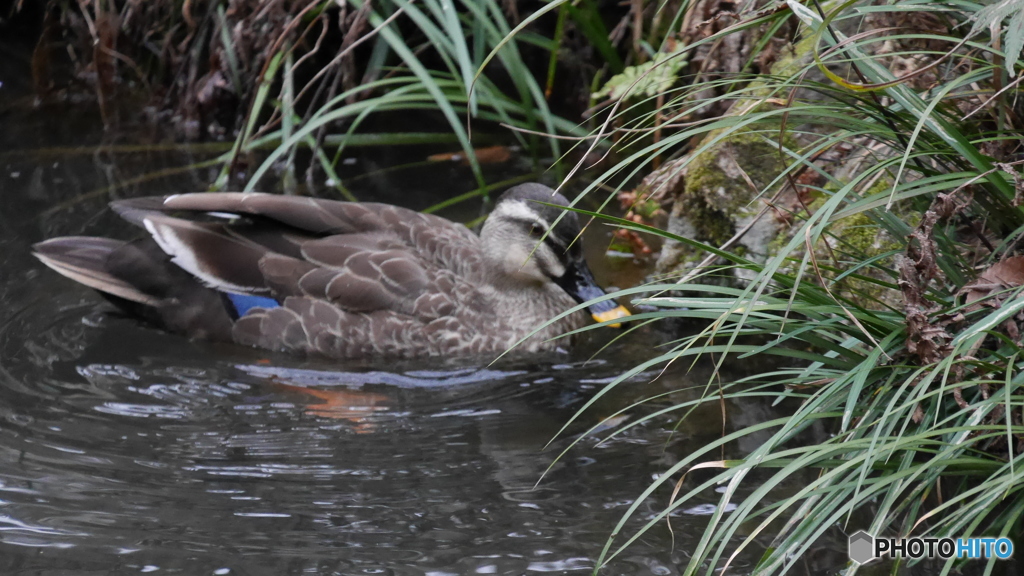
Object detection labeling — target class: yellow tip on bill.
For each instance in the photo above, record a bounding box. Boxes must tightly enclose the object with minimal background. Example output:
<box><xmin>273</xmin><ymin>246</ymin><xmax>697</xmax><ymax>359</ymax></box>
<box><xmin>592</xmin><ymin>305</ymin><xmax>631</xmax><ymax>328</ymax></box>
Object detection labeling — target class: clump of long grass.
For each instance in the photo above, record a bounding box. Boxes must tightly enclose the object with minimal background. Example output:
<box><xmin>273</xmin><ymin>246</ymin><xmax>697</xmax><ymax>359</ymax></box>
<box><xmin>32</xmin><ymin>0</ymin><xmax>594</xmax><ymax>197</ymax></box>
<box><xmin>228</xmin><ymin>0</ymin><xmax>587</xmax><ymax>195</ymax></box>
<box><xmin>536</xmin><ymin>0</ymin><xmax>1024</xmax><ymax>573</ymax></box>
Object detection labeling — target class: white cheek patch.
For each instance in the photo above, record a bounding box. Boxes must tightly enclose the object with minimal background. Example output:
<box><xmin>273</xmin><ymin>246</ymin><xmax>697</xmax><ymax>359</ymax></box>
<box><xmin>485</xmin><ymin>197</ymin><xmax>574</xmax><ymax>283</ymax></box>
<box><xmin>535</xmin><ymin>244</ymin><xmax>566</xmax><ymax>278</ymax></box>
<box><xmin>505</xmin><ymin>243</ymin><xmax>533</xmax><ymax>269</ymax></box>
<box><xmin>509</xmin><ymin>241</ymin><xmax>565</xmax><ymax>282</ymax></box>
<box><xmin>500</xmin><ymin>243</ymin><xmax>546</xmax><ymax>282</ymax></box>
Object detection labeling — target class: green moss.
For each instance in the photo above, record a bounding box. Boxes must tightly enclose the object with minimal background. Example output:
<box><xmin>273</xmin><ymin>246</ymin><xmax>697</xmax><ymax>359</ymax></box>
<box><xmin>679</xmin><ymin>130</ymin><xmax>790</xmax><ymax>244</ymax></box>
<box><xmin>748</xmin><ymin>33</ymin><xmax>820</xmax><ymax>97</ymax></box>
<box><xmin>654</xmin><ymin>128</ymin><xmax>795</xmax><ymax>279</ymax></box>
<box><xmin>830</xmin><ymin>212</ymin><xmax>902</xmax><ymax>307</ymax></box>
<box><xmin>756</xmin><ymin>171</ymin><xmax>907</xmax><ymax>308</ymax></box>
<box><xmin>838</xmin><ymin>213</ymin><xmax>884</xmax><ymax>255</ymax></box>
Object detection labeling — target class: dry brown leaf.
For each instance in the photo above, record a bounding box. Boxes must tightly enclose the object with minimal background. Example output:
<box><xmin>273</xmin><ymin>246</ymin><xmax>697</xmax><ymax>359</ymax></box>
<box><xmin>613</xmin><ymin>228</ymin><xmax>652</xmax><ymax>257</ymax></box>
<box><xmin>963</xmin><ymin>256</ymin><xmax>1024</xmax><ymax>310</ymax></box>
<box><xmin>980</xmin><ymin>256</ymin><xmax>1024</xmax><ymax>285</ymax></box>
<box><xmin>427</xmin><ymin>145</ymin><xmax>513</xmax><ymax>166</ymax></box>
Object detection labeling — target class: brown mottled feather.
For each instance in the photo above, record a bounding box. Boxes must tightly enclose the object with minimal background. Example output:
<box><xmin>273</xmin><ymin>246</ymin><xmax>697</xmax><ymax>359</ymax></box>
<box><xmin>232</xmin><ymin>314</ymin><xmax>264</xmax><ymax>347</ymax></box>
<box><xmin>33</xmin><ymin>237</ymin><xmax>158</xmax><ymax>305</ymax></box>
<box><xmin>258</xmin><ymin>254</ymin><xmax>318</xmax><ymax>297</ymax></box>
<box><xmin>299</xmin><ymin>233</ymin><xmax>405</xmax><ymax>268</ymax></box>
<box><xmin>224</xmin><ymin>223</ymin><xmax>312</xmax><ymax>259</ymax></box>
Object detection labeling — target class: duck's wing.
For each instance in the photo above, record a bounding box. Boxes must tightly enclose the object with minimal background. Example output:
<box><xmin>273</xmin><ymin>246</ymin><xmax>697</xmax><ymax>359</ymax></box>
<box><xmin>151</xmin><ymin>193</ymin><xmax>483</xmax><ymax>276</ymax></box>
<box><xmin>106</xmin><ymin>194</ymin><xmax>487</xmax><ymax>320</ymax></box>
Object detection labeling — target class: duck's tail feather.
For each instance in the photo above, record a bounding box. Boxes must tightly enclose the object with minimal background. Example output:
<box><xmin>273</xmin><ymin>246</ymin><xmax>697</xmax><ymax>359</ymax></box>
<box><xmin>109</xmin><ymin>196</ymin><xmax>170</xmax><ymax>227</ymax></box>
<box><xmin>32</xmin><ymin>237</ymin><xmax>161</xmax><ymax>306</ymax></box>
<box><xmin>34</xmin><ymin>236</ymin><xmax>237</xmax><ymax>341</ymax></box>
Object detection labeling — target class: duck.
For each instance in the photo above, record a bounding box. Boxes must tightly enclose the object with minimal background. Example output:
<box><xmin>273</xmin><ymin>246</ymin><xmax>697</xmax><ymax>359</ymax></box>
<box><xmin>32</xmin><ymin>183</ymin><xmax>630</xmax><ymax>359</ymax></box>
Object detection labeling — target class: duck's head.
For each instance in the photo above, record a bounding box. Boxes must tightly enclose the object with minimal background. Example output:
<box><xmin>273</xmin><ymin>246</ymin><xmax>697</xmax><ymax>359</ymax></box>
<box><xmin>480</xmin><ymin>183</ymin><xmax>631</xmax><ymax>326</ymax></box>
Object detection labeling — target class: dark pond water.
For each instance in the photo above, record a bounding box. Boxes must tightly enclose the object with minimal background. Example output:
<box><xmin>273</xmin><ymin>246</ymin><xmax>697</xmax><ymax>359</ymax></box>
<box><xmin>0</xmin><ymin>46</ymin><xmax>849</xmax><ymax>575</ymax></box>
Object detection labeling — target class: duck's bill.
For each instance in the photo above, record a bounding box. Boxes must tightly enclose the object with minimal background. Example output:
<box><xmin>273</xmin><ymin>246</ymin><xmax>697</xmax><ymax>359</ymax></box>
<box><xmin>591</xmin><ymin>304</ymin><xmax>631</xmax><ymax>327</ymax></box>
<box><xmin>557</xmin><ymin>262</ymin><xmax>632</xmax><ymax>328</ymax></box>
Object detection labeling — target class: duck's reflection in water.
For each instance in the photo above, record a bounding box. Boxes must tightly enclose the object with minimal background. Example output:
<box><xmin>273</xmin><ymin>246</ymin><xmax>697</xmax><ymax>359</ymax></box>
<box><xmin>241</xmin><ymin>364</ymin><xmax>529</xmax><ymax>433</ymax></box>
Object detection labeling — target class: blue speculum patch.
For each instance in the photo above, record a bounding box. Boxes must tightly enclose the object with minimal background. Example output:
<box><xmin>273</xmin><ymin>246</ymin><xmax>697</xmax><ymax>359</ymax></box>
<box><xmin>226</xmin><ymin>293</ymin><xmax>280</xmax><ymax>316</ymax></box>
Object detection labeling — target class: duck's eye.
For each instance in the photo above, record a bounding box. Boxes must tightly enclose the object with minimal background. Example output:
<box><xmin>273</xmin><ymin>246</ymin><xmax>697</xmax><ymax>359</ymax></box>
<box><xmin>529</xmin><ymin>224</ymin><xmax>543</xmax><ymax>237</ymax></box>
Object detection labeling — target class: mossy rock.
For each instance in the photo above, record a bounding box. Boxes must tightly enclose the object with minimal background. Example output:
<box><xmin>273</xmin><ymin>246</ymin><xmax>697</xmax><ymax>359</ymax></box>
<box><xmin>649</xmin><ymin>0</ymin><xmax>886</xmax><ymax>298</ymax></box>
<box><xmin>650</xmin><ymin>16</ymin><xmax>823</xmax><ymax>284</ymax></box>
<box><xmin>654</xmin><ymin>128</ymin><xmax>790</xmax><ymax>284</ymax></box>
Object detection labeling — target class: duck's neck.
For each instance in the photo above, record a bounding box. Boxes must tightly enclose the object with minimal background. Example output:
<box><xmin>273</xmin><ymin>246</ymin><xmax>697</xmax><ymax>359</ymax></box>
<box><xmin>483</xmin><ymin>274</ymin><xmax>586</xmax><ymax>351</ymax></box>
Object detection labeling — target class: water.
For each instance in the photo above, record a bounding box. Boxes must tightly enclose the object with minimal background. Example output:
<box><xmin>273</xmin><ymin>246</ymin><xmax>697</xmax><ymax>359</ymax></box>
<box><xmin>0</xmin><ymin>50</ymin><xmax>847</xmax><ymax>575</ymax></box>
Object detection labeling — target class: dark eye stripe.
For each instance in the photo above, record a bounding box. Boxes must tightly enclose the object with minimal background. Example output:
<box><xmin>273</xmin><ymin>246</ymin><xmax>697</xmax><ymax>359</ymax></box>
<box><xmin>545</xmin><ymin>236</ymin><xmax>567</xmax><ymax>253</ymax></box>
<box><xmin>518</xmin><ymin>220</ymin><xmax>567</xmax><ymax>251</ymax></box>
<box><xmin>502</xmin><ymin>216</ymin><xmax>574</xmax><ymax>255</ymax></box>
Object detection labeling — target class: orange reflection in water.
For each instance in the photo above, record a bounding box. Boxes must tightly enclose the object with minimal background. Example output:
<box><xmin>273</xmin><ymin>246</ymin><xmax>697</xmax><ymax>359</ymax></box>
<box><xmin>275</xmin><ymin>383</ymin><xmax>391</xmax><ymax>433</ymax></box>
